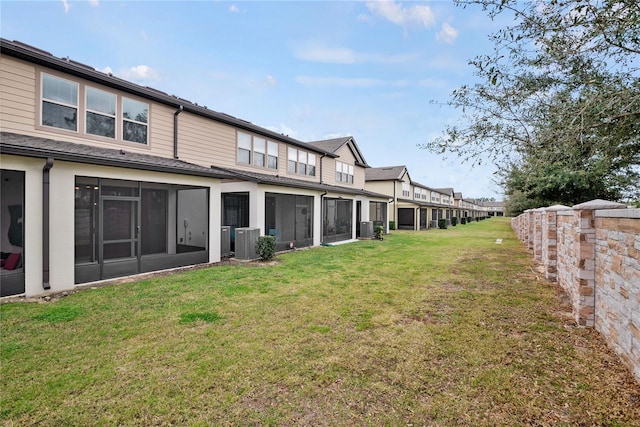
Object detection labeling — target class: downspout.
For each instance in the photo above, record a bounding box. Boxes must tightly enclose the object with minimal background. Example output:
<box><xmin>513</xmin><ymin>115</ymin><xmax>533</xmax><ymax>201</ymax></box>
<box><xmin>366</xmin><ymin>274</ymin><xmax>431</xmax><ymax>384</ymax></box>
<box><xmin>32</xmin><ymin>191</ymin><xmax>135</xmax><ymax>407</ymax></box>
<box><xmin>320</xmin><ymin>191</ymin><xmax>327</xmax><ymax>244</ymax></box>
<box><xmin>319</xmin><ymin>154</ymin><xmax>326</xmax><ymax>184</ymax></box>
<box><xmin>173</xmin><ymin>105</ymin><xmax>183</xmax><ymax>159</ymax></box>
<box><xmin>42</xmin><ymin>157</ymin><xmax>54</xmax><ymax>290</ymax></box>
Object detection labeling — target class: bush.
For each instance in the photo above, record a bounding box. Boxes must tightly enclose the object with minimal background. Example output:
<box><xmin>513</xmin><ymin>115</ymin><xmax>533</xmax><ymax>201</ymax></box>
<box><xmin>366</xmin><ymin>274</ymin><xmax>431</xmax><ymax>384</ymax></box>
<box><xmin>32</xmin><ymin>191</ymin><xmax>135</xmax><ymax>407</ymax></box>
<box><xmin>451</xmin><ymin>217</ymin><xmax>458</xmax><ymax>226</ymax></box>
<box><xmin>461</xmin><ymin>217</ymin><xmax>466</xmax><ymax>225</ymax></box>
<box><xmin>255</xmin><ymin>235</ymin><xmax>276</xmax><ymax>261</ymax></box>
<box><xmin>438</xmin><ymin>218</ymin><xmax>447</xmax><ymax>229</ymax></box>
<box><xmin>374</xmin><ymin>225</ymin><xmax>384</xmax><ymax>240</ymax></box>
<box><xmin>476</xmin><ymin>217</ymin><xmax>480</xmax><ymax>222</ymax></box>
<box><xmin>389</xmin><ymin>221</ymin><xmax>396</xmax><ymax>230</ymax></box>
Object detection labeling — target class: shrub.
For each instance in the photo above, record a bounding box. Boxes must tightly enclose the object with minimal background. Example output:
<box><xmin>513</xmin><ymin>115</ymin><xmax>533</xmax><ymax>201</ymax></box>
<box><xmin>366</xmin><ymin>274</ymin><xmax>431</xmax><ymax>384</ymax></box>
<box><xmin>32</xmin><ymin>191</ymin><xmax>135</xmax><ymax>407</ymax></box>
<box><xmin>451</xmin><ymin>217</ymin><xmax>458</xmax><ymax>226</ymax></box>
<box><xmin>256</xmin><ymin>235</ymin><xmax>276</xmax><ymax>261</ymax></box>
<box><xmin>476</xmin><ymin>217</ymin><xmax>480</xmax><ymax>222</ymax></box>
<box><xmin>374</xmin><ymin>225</ymin><xmax>384</xmax><ymax>240</ymax></box>
<box><xmin>461</xmin><ymin>217</ymin><xmax>466</xmax><ymax>225</ymax></box>
<box><xmin>438</xmin><ymin>218</ymin><xmax>447</xmax><ymax>229</ymax></box>
<box><xmin>389</xmin><ymin>221</ymin><xmax>396</xmax><ymax>230</ymax></box>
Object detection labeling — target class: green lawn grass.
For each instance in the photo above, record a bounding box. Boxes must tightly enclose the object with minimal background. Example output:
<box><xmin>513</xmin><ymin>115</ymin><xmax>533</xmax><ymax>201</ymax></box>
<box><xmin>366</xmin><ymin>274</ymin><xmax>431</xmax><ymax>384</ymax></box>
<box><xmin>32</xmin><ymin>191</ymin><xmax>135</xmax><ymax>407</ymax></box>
<box><xmin>2</xmin><ymin>218</ymin><xmax>639</xmax><ymax>426</ymax></box>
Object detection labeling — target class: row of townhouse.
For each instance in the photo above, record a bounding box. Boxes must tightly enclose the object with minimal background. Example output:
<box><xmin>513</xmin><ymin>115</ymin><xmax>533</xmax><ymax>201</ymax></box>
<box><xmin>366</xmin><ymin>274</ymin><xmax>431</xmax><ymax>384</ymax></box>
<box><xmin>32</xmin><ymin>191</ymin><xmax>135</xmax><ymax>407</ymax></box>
<box><xmin>0</xmin><ymin>39</ymin><xmax>494</xmax><ymax>298</ymax></box>
<box><xmin>364</xmin><ymin>166</ymin><xmax>497</xmax><ymax>230</ymax></box>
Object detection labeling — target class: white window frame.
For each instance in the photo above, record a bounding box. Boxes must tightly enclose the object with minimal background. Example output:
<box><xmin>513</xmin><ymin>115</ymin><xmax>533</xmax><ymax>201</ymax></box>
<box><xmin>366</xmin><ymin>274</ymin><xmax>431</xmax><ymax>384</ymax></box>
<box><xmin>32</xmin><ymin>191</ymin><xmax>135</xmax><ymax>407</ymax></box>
<box><xmin>267</xmin><ymin>141</ymin><xmax>279</xmax><ymax>169</ymax></box>
<box><xmin>122</xmin><ymin>97</ymin><xmax>149</xmax><ymax>144</ymax></box>
<box><xmin>41</xmin><ymin>73</ymin><xmax>79</xmax><ymax>132</ymax></box>
<box><xmin>86</xmin><ymin>86</ymin><xmax>117</xmax><ymax>139</ymax></box>
<box><xmin>253</xmin><ymin>137</ymin><xmax>266</xmax><ymax>167</ymax></box>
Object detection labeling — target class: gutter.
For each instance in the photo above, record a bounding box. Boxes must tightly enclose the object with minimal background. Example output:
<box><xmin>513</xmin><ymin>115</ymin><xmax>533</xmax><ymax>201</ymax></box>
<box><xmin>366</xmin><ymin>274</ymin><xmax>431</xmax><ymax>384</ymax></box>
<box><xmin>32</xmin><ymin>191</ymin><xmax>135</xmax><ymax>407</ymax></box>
<box><xmin>42</xmin><ymin>157</ymin><xmax>54</xmax><ymax>290</ymax></box>
<box><xmin>173</xmin><ymin>105</ymin><xmax>183</xmax><ymax>159</ymax></box>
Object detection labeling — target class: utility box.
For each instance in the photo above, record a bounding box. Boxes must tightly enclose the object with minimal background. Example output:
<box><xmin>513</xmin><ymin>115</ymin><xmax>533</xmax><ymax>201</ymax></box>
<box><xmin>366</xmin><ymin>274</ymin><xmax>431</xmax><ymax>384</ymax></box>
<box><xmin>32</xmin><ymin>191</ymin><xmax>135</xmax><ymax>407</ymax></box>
<box><xmin>360</xmin><ymin>221</ymin><xmax>373</xmax><ymax>238</ymax></box>
<box><xmin>220</xmin><ymin>226</ymin><xmax>231</xmax><ymax>257</ymax></box>
<box><xmin>235</xmin><ymin>227</ymin><xmax>260</xmax><ymax>260</ymax></box>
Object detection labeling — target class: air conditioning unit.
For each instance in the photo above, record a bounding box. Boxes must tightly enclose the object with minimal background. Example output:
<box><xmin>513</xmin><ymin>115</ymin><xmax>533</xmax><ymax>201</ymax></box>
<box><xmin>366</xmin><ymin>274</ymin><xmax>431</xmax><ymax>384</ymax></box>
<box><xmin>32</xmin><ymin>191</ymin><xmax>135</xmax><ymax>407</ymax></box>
<box><xmin>220</xmin><ymin>226</ymin><xmax>231</xmax><ymax>257</ymax></box>
<box><xmin>234</xmin><ymin>227</ymin><xmax>260</xmax><ymax>260</ymax></box>
<box><xmin>360</xmin><ymin>221</ymin><xmax>373</xmax><ymax>238</ymax></box>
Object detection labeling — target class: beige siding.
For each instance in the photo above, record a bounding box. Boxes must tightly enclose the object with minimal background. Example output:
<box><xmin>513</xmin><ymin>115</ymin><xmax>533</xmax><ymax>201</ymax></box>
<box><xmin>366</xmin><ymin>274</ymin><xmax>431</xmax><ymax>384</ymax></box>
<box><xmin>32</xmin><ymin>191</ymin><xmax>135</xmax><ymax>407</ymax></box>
<box><xmin>1</xmin><ymin>57</ymin><xmax>37</xmax><ymax>134</ymax></box>
<box><xmin>364</xmin><ymin>180</ymin><xmax>395</xmax><ymax>198</ymax></box>
<box><xmin>1</xmin><ymin>57</ymin><xmax>175</xmax><ymax>158</ymax></box>
<box><xmin>177</xmin><ymin>113</ymin><xmax>236</xmax><ymax>168</ymax></box>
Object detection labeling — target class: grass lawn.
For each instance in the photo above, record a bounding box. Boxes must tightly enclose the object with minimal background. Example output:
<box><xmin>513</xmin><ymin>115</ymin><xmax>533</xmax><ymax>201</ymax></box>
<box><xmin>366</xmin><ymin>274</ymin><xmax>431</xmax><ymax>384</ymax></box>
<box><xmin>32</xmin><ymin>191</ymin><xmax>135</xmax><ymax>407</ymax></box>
<box><xmin>2</xmin><ymin>218</ymin><xmax>639</xmax><ymax>426</ymax></box>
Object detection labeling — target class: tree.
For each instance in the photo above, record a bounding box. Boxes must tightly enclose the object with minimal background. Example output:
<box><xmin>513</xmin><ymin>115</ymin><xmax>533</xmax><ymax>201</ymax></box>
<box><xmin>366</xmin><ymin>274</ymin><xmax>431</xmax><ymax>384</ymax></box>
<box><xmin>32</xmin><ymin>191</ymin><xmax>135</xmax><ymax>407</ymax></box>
<box><xmin>423</xmin><ymin>0</ymin><xmax>640</xmax><ymax>209</ymax></box>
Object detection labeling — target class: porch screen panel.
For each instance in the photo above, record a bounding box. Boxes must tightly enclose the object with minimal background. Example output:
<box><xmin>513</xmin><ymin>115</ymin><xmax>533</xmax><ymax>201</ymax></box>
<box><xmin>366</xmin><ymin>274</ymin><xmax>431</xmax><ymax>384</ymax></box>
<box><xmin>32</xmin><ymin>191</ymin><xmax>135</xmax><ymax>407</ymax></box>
<box><xmin>141</xmin><ymin>188</ymin><xmax>167</xmax><ymax>255</ymax></box>
<box><xmin>265</xmin><ymin>193</ymin><xmax>314</xmax><ymax>251</ymax></box>
<box><xmin>75</xmin><ymin>177</ymin><xmax>99</xmax><ymax>263</ymax></box>
<box><xmin>1</xmin><ymin>169</ymin><xmax>25</xmax><ymax>297</ymax></box>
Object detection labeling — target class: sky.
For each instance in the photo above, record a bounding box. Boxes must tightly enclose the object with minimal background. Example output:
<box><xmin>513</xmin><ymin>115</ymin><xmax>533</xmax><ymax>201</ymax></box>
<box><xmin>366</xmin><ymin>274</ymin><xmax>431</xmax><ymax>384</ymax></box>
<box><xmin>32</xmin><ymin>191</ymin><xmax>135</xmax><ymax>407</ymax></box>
<box><xmin>1</xmin><ymin>0</ymin><xmax>510</xmax><ymax>199</ymax></box>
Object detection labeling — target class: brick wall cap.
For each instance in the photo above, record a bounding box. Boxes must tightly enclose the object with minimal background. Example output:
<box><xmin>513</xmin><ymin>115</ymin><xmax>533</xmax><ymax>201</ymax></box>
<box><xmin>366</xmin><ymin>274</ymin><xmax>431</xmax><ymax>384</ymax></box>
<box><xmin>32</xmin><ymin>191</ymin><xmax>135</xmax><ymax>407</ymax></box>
<box><xmin>547</xmin><ymin>204</ymin><xmax>571</xmax><ymax>211</ymax></box>
<box><xmin>533</xmin><ymin>207</ymin><xmax>547</xmax><ymax>212</ymax></box>
<box><xmin>572</xmin><ymin>199</ymin><xmax>627</xmax><ymax>210</ymax></box>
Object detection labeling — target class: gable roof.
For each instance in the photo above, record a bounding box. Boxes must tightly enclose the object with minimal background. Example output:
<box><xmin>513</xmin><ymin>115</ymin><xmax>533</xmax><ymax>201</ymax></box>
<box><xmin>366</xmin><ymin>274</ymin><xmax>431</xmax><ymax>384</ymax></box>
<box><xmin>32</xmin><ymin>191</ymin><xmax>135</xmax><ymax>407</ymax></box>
<box><xmin>0</xmin><ymin>132</ymin><xmax>234</xmax><ymax>179</ymax></box>
<box><xmin>0</xmin><ymin>38</ymin><xmax>334</xmax><ymax>158</ymax></box>
<box><xmin>365</xmin><ymin>165</ymin><xmax>408</xmax><ymax>181</ymax></box>
<box><xmin>434</xmin><ymin>188</ymin><xmax>455</xmax><ymax>196</ymax></box>
<box><xmin>308</xmin><ymin>136</ymin><xmax>369</xmax><ymax>167</ymax></box>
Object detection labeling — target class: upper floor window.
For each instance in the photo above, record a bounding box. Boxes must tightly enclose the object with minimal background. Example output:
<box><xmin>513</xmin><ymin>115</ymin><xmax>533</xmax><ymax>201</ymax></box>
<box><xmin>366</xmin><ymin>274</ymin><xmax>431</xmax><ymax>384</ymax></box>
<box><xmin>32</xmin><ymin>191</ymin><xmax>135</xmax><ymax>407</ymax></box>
<box><xmin>402</xmin><ymin>183</ymin><xmax>410</xmax><ymax>197</ymax></box>
<box><xmin>86</xmin><ymin>87</ymin><xmax>116</xmax><ymax>138</ymax></box>
<box><xmin>336</xmin><ymin>161</ymin><xmax>354</xmax><ymax>184</ymax></box>
<box><xmin>254</xmin><ymin>137</ymin><xmax>266</xmax><ymax>167</ymax></box>
<box><xmin>268</xmin><ymin>141</ymin><xmax>278</xmax><ymax>169</ymax></box>
<box><xmin>41</xmin><ymin>73</ymin><xmax>149</xmax><ymax>145</ymax></box>
<box><xmin>237</xmin><ymin>131</ymin><xmax>279</xmax><ymax>170</ymax></box>
<box><xmin>238</xmin><ymin>132</ymin><xmax>252</xmax><ymax>164</ymax></box>
<box><xmin>122</xmin><ymin>97</ymin><xmax>148</xmax><ymax>144</ymax></box>
<box><xmin>288</xmin><ymin>148</ymin><xmax>315</xmax><ymax>176</ymax></box>
<box><xmin>41</xmin><ymin>73</ymin><xmax>78</xmax><ymax>131</ymax></box>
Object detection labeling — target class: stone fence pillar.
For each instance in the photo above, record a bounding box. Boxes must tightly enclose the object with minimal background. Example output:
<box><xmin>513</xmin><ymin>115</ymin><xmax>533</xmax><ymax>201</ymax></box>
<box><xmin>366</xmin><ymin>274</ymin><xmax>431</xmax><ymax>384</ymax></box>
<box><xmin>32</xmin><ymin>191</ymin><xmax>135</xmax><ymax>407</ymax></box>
<box><xmin>541</xmin><ymin>205</ymin><xmax>570</xmax><ymax>281</ymax></box>
<box><xmin>570</xmin><ymin>200</ymin><xmax>628</xmax><ymax>326</ymax></box>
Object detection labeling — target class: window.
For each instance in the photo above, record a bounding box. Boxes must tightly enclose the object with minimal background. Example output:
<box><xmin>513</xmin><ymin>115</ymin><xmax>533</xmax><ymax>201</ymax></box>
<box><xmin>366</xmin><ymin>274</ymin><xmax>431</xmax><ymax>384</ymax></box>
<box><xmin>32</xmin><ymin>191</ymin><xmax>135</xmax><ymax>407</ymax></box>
<box><xmin>237</xmin><ymin>132</ymin><xmax>252</xmax><ymax>164</ymax></box>
<box><xmin>86</xmin><ymin>87</ymin><xmax>116</xmax><ymax>138</ymax></box>
<box><xmin>298</xmin><ymin>151</ymin><xmax>307</xmax><ymax>175</ymax></box>
<box><xmin>308</xmin><ymin>154</ymin><xmax>316</xmax><ymax>176</ymax></box>
<box><xmin>237</xmin><ymin>132</ymin><xmax>278</xmax><ymax>170</ymax></box>
<box><xmin>336</xmin><ymin>161</ymin><xmax>354</xmax><ymax>184</ymax></box>
<box><xmin>122</xmin><ymin>97</ymin><xmax>148</xmax><ymax>144</ymax></box>
<box><xmin>402</xmin><ymin>183</ymin><xmax>410</xmax><ymax>197</ymax></box>
<box><xmin>254</xmin><ymin>137</ymin><xmax>266</xmax><ymax>167</ymax></box>
<box><xmin>268</xmin><ymin>141</ymin><xmax>278</xmax><ymax>169</ymax></box>
<box><xmin>288</xmin><ymin>147</ymin><xmax>298</xmax><ymax>173</ymax></box>
<box><xmin>41</xmin><ymin>73</ymin><xmax>78</xmax><ymax>131</ymax></box>
<box><xmin>287</xmin><ymin>148</ymin><xmax>314</xmax><ymax>176</ymax></box>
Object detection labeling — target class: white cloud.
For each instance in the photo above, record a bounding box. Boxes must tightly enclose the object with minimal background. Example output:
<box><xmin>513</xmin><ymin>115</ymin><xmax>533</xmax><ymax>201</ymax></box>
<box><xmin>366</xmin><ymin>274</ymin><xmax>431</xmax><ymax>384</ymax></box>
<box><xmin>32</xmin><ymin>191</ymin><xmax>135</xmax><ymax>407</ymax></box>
<box><xmin>62</xmin><ymin>0</ymin><xmax>70</xmax><ymax>13</ymax></box>
<box><xmin>293</xmin><ymin>42</ymin><xmax>418</xmax><ymax>64</ymax></box>
<box><xmin>437</xmin><ymin>22</ymin><xmax>459</xmax><ymax>44</ymax></box>
<box><xmin>229</xmin><ymin>4</ymin><xmax>239</xmax><ymax>13</ymax></box>
<box><xmin>100</xmin><ymin>66</ymin><xmax>113</xmax><ymax>75</ymax></box>
<box><xmin>365</xmin><ymin>0</ymin><xmax>436</xmax><ymax>29</ymax></box>
<box><xmin>119</xmin><ymin>65</ymin><xmax>161</xmax><ymax>83</ymax></box>
<box><xmin>89</xmin><ymin>0</ymin><xmax>100</xmax><ymax>6</ymax></box>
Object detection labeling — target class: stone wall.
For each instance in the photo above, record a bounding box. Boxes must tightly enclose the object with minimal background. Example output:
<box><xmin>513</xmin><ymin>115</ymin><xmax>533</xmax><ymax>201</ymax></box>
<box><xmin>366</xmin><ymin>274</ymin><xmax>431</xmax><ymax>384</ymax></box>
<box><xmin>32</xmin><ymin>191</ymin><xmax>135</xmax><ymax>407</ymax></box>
<box><xmin>512</xmin><ymin>200</ymin><xmax>640</xmax><ymax>384</ymax></box>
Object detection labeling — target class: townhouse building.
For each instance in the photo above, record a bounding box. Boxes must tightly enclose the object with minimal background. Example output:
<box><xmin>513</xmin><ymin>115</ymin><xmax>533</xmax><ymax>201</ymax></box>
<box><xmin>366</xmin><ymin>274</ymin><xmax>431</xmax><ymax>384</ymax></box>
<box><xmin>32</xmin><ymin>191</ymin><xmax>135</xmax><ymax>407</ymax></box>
<box><xmin>363</xmin><ymin>166</ymin><xmax>479</xmax><ymax>230</ymax></box>
<box><xmin>0</xmin><ymin>39</ymin><xmax>388</xmax><ymax>297</ymax></box>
